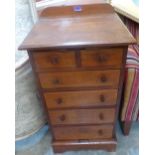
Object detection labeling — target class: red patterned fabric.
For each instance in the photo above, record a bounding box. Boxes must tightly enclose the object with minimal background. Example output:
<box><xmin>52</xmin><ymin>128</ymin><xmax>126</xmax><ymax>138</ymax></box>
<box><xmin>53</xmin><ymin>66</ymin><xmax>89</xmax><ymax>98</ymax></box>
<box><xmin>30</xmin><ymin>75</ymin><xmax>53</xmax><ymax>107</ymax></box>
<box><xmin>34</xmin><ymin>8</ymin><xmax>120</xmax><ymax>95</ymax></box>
<box><xmin>119</xmin><ymin>15</ymin><xmax>139</xmax><ymax>122</ymax></box>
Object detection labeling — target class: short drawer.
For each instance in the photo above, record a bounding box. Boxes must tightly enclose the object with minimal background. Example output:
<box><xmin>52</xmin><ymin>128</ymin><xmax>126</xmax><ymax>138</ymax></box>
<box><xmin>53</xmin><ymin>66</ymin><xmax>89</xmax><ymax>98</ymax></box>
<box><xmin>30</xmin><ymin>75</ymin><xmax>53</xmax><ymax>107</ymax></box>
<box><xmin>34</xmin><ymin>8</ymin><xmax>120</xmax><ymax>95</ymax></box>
<box><xmin>81</xmin><ymin>48</ymin><xmax>123</xmax><ymax>68</ymax></box>
<box><xmin>39</xmin><ymin>70</ymin><xmax>120</xmax><ymax>89</ymax></box>
<box><xmin>32</xmin><ymin>51</ymin><xmax>76</xmax><ymax>71</ymax></box>
<box><xmin>44</xmin><ymin>89</ymin><xmax>118</xmax><ymax>109</ymax></box>
<box><xmin>53</xmin><ymin>125</ymin><xmax>113</xmax><ymax>140</ymax></box>
<box><xmin>49</xmin><ymin>108</ymin><xmax>115</xmax><ymax>125</ymax></box>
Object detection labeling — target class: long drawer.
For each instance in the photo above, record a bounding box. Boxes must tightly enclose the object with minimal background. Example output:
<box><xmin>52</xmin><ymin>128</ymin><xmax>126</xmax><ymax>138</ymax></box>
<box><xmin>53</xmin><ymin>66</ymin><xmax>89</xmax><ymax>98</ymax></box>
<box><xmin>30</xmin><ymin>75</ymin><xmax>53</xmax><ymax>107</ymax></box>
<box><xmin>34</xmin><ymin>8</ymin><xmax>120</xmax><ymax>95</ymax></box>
<box><xmin>49</xmin><ymin>108</ymin><xmax>115</xmax><ymax>125</ymax></box>
<box><xmin>44</xmin><ymin>89</ymin><xmax>118</xmax><ymax>109</ymax></box>
<box><xmin>53</xmin><ymin>124</ymin><xmax>113</xmax><ymax>140</ymax></box>
<box><xmin>38</xmin><ymin>70</ymin><xmax>120</xmax><ymax>89</ymax></box>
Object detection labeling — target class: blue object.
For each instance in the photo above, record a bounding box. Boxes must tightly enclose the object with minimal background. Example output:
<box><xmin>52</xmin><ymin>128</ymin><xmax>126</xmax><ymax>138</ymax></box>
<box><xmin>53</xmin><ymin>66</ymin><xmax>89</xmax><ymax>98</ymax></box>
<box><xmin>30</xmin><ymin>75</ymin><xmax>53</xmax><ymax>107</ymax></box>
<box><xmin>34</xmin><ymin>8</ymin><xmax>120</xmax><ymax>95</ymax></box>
<box><xmin>132</xmin><ymin>0</ymin><xmax>139</xmax><ymax>7</ymax></box>
<box><xmin>73</xmin><ymin>6</ymin><xmax>82</xmax><ymax>12</ymax></box>
<box><xmin>15</xmin><ymin>125</ymin><xmax>49</xmax><ymax>151</ymax></box>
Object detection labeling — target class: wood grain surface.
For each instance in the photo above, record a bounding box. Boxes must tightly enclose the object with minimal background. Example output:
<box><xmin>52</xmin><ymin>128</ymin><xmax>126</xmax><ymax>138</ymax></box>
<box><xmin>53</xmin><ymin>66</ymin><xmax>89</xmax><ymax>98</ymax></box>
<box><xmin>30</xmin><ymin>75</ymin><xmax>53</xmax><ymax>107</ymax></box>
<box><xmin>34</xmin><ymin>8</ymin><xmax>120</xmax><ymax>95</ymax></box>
<box><xmin>44</xmin><ymin>89</ymin><xmax>118</xmax><ymax>109</ymax></box>
<box><xmin>49</xmin><ymin>108</ymin><xmax>115</xmax><ymax>125</ymax></box>
<box><xmin>19</xmin><ymin>4</ymin><xmax>135</xmax><ymax>50</ymax></box>
<box><xmin>53</xmin><ymin>124</ymin><xmax>113</xmax><ymax>140</ymax></box>
<box><xmin>38</xmin><ymin>70</ymin><xmax>120</xmax><ymax>89</ymax></box>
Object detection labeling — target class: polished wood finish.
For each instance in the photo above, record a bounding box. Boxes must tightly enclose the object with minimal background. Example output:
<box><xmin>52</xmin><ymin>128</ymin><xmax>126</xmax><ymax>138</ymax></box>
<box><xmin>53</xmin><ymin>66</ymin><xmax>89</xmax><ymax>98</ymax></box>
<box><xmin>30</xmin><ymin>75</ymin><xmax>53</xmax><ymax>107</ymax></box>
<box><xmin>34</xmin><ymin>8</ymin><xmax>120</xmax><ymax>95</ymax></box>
<box><xmin>49</xmin><ymin>108</ymin><xmax>115</xmax><ymax>125</ymax></box>
<box><xmin>52</xmin><ymin>139</ymin><xmax>117</xmax><ymax>153</ymax></box>
<box><xmin>32</xmin><ymin>47</ymin><xmax>124</xmax><ymax>71</ymax></box>
<box><xmin>44</xmin><ymin>89</ymin><xmax>118</xmax><ymax>109</ymax></box>
<box><xmin>81</xmin><ymin>48</ymin><xmax>123</xmax><ymax>68</ymax></box>
<box><xmin>19</xmin><ymin>4</ymin><xmax>135</xmax><ymax>153</ymax></box>
<box><xmin>53</xmin><ymin>125</ymin><xmax>113</xmax><ymax>140</ymax></box>
<box><xmin>18</xmin><ymin>4</ymin><xmax>135</xmax><ymax>50</ymax></box>
<box><xmin>38</xmin><ymin>70</ymin><xmax>120</xmax><ymax>89</ymax></box>
<box><xmin>32</xmin><ymin>51</ymin><xmax>76</xmax><ymax>71</ymax></box>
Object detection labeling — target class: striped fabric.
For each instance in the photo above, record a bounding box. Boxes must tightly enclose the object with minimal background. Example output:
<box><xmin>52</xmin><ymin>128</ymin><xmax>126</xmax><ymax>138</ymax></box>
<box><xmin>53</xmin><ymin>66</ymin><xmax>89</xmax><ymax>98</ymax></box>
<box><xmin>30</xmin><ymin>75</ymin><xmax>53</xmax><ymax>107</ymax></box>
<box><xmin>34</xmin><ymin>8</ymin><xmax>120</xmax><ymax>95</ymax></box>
<box><xmin>119</xmin><ymin>15</ymin><xmax>139</xmax><ymax>122</ymax></box>
<box><xmin>121</xmin><ymin>47</ymin><xmax>139</xmax><ymax>121</ymax></box>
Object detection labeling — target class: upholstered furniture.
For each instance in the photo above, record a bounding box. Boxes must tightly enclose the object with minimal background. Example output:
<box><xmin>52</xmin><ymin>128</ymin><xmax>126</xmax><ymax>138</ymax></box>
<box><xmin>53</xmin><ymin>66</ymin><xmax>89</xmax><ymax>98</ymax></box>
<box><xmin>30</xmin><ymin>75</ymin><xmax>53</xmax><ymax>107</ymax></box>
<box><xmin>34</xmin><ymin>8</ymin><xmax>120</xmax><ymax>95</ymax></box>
<box><xmin>119</xmin><ymin>14</ymin><xmax>139</xmax><ymax>135</ymax></box>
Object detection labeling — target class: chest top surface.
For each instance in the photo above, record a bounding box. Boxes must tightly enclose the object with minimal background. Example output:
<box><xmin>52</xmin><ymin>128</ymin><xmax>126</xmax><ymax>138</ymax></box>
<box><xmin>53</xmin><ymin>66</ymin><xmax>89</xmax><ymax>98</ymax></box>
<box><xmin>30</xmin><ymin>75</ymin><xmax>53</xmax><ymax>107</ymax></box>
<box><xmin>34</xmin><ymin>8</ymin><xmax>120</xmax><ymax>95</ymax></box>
<box><xmin>19</xmin><ymin>4</ymin><xmax>136</xmax><ymax>51</ymax></box>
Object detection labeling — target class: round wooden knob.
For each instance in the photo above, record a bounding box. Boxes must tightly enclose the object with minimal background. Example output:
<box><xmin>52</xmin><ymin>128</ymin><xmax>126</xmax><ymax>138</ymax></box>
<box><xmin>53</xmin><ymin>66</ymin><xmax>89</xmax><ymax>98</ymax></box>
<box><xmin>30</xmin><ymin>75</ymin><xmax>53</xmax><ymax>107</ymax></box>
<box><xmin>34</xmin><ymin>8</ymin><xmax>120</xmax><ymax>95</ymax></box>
<box><xmin>100</xmin><ymin>95</ymin><xmax>105</xmax><ymax>102</ymax></box>
<box><xmin>100</xmin><ymin>76</ymin><xmax>107</xmax><ymax>83</ymax></box>
<box><xmin>59</xmin><ymin>114</ymin><xmax>66</xmax><ymax>121</ymax></box>
<box><xmin>98</xmin><ymin>129</ymin><xmax>103</xmax><ymax>135</ymax></box>
<box><xmin>56</xmin><ymin>98</ymin><xmax>63</xmax><ymax>104</ymax></box>
<box><xmin>50</xmin><ymin>57</ymin><xmax>59</xmax><ymax>64</ymax></box>
<box><xmin>99</xmin><ymin>113</ymin><xmax>104</xmax><ymax>120</ymax></box>
<box><xmin>52</xmin><ymin>79</ymin><xmax>60</xmax><ymax>84</ymax></box>
<box><xmin>97</xmin><ymin>55</ymin><xmax>106</xmax><ymax>62</ymax></box>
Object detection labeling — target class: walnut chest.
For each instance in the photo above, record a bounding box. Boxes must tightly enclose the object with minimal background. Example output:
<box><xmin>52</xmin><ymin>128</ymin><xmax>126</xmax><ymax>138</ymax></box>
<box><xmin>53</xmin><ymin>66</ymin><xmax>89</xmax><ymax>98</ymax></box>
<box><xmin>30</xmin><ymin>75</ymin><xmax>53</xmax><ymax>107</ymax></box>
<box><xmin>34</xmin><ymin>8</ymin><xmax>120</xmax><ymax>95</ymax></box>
<box><xmin>19</xmin><ymin>4</ymin><xmax>135</xmax><ymax>153</ymax></box>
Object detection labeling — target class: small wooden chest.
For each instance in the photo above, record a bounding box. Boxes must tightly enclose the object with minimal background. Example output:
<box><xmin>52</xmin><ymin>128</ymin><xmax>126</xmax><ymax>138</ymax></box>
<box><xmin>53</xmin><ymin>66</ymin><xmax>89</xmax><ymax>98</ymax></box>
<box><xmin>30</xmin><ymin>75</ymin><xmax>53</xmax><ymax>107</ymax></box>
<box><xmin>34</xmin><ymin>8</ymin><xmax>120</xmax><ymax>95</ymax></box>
<box><xmin>19</xmin><ymin>4</ymin><xmax>135</xmax><ymax>153</ymax></box>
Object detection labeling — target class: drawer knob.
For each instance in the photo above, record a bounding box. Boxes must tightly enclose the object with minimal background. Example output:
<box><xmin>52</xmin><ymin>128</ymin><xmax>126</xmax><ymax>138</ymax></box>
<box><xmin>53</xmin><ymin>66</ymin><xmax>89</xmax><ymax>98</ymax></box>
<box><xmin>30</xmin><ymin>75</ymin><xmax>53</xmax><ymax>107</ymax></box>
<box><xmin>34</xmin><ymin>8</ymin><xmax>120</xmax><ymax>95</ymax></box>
<box><xmin>50</xmin><ymin>57</ymin><xmax>59</xmax><ymax>64</ymax></box>
<box><xmin>56</xmin><ymin>98</ymin><xmax>63</xmax><ymax>104</ymax></box>
<box><xmin>52</xmin><ymin>79</ymin><xmax>60</xmax><ymax>84</ymax></box>
<box><xmin>97</xmin><ymin>55</ymin><xmax>106</xmax><ymax>62</ymax></box>
<box><xmin>100</xmin><ymin>76</ymin><xmax>107</xmax><ymax>83</ymax></box>
<box><xmin>100</xmin><ymin>95</ymin><xmax>105</xmax><ymax>102</ymax></box>
<box><xmin>59</xmin><ymin>114</ymin><xmax>66</xmax><ymax>121</ymax></box>
<box><xmin>98</xmin><ymin>129</ymin><xmax>103</xmax><ymax>135</ymax></box>
<box><xmin>99</xmin><ymin>113</ymin><xmax>104</xmax><ymax>120</ymax></box>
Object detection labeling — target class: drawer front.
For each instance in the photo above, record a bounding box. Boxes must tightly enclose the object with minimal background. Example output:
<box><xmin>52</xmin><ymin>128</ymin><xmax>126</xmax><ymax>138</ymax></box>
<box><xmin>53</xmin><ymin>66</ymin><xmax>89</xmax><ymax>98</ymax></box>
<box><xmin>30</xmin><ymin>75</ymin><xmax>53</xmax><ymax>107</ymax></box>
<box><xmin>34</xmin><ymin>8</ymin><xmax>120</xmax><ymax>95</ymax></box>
<box><xmin>81</xmin><ymin>48</ymin><xmax>123</xmax><ymax>68</ymax></box>
<box><xmin>32</xmin><ymin>51</ymin><xmax>76</xmax><ymax>70</ymax></box>
<box><xmin>39</xmin><ymin>70</ymin><xmax>120</xmax><ymax>89</ymax></box>
<box><xmin>49</xmin><ymin>108</ymin><xmax>115</xmax><ymax>125</ymax></box>
<box><xmin>44</xmin><ymin>89</ymin><xmax>117</xmax><ymax>109</ymax></box>
<box><xmin>53</xmin><ymin>125</ymin><xmax>113</xmax><ymax>140</ymax></box>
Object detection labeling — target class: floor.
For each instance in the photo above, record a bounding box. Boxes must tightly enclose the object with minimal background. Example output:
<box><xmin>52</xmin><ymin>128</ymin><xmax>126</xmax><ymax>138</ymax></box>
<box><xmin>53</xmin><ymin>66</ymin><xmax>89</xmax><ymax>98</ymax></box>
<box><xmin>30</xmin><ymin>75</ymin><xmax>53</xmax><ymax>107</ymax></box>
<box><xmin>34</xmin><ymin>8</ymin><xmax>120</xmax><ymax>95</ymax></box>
<box><xmin>16</xmin><ymin>122</ymin><xmax>139</xmax><ymax>155</ymax></box>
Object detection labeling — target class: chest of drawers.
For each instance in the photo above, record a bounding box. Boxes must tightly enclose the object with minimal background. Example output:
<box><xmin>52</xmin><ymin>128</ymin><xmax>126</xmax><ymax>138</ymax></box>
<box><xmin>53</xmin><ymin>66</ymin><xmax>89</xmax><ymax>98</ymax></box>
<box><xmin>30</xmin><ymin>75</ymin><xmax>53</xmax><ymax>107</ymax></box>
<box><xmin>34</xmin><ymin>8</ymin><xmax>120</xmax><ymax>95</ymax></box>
<box><xmin>19</xmin><ymin>4</ymin><xmax>135</xmax><ymax>153</ymax></box>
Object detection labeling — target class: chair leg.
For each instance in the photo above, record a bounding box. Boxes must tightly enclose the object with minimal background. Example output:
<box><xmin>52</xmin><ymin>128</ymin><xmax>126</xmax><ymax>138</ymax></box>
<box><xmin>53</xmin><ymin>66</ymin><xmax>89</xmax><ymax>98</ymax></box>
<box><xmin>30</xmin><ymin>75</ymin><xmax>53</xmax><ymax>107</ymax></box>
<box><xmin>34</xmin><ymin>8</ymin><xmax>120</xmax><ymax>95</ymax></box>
<box><xmin>120</xmin><ymin>121</ymin><xmax>132</xmax><ymax>136</ymax></box>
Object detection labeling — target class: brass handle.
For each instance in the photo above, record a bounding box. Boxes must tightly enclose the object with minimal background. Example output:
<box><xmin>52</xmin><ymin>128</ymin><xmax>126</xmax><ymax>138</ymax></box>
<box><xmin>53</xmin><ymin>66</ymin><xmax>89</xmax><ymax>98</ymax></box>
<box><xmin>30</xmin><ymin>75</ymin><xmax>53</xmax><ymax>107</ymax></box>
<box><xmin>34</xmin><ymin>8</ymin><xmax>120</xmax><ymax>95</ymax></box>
<box><xmin>52</xmin><ymin>79</ymin><xmax>60</xmax><ymax>84</ymax></box>
<box><xmin>98</xmin><ymin>129</ymin><xmax>103</xmax><ymax>135</ymax></box>
<box><xmin>99</xmin><ymin>113</ymin><xmax>104</xmax><ymax>120</ymax></box>
<box><xmin>100</xmin><ymin>95</ymin><xmax>105</xmax><ymax>102</ymax></box>
<box><xmin>59</xmin><ymin>114</ymin><xmax>66</xmax><ymax>121</ymax></box>
<box><xmin>56</xmin><ymin>98</ymin><xmax>63</xmax><ymax>104</ymax></box>
<box><xmin>50</xmin><ymin>57</ymin><xmax>59</xmax><ymax>64</ymax></box>
<box><xmin>100</xmin><ymin>76</ymin><xmax>107</xmax><ymax>83</ymax></box>
<box><xmin>97</xmin><ymin>55</ymin><xmax>106</xmax><ymax>62</ymax></box>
